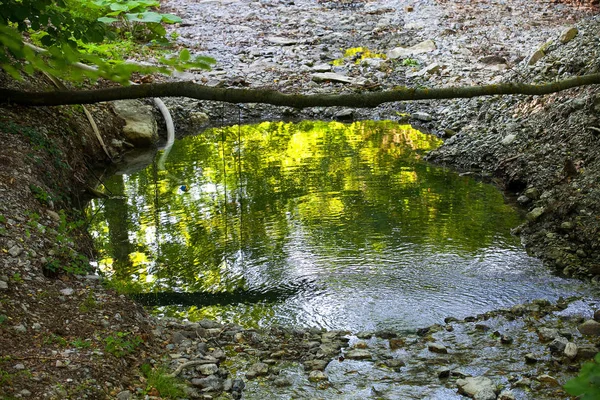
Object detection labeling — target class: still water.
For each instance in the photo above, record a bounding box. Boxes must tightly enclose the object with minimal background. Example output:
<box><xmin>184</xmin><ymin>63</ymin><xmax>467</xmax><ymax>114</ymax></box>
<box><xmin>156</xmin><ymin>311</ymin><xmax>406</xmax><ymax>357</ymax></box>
<box><xmin>89</xmin><ymin>120</ymin><xmax>588</xmax><ymax>331</ymax></box>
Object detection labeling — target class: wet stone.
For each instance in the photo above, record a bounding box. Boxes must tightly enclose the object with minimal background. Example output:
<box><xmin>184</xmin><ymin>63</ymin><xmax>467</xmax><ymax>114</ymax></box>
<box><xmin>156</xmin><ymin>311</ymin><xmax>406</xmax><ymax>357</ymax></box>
<box><xmin>428</xmin><ymin>343</ymin><xmax>448</xmax><ymax>354</ymax></box>
<box><xmin>438</xmin><ymin>367</ymin><xmax>451</xmax><ymax>379</ymax></box>
<box><xmin>304</xmin><ymin>359</ymin><xmax>329</xmax><ymax>371</ymax></box>
<box><xmin>345</xmin><ymin>349</ymin><xmax>372</xmax><ymax>360</ymax></box>
<box><xmin>500</xmin><ymin>334</ymin><xmax>514</xmax><ymax>344</ymax></box>
<box><xmin>383</xmin><ymin>359</ymin><xmax>405</xmax><ymax>368</ymax></box>
<box><xmin>537</xmin><ymin>327</ymin><xmax>559</xmax><ymax>342</ymax></box>
<box><xmin>457</xmin><ymin>376</ymin><xmax>495</xmax><ymax>399</ymax></box>
<box><xmin>245</xmin><ymin>362</ymin><xmax>269</xmax><ymax>379</ymax></box>
<box><xmin>308</xmin><ymin>370</ymin><xmax>328</xmax><ymax>382</ymax></box>
<box><xmin>525</xmin><ymin>353</ymin><xmax>538</xmax><ymax>364</ymax></box>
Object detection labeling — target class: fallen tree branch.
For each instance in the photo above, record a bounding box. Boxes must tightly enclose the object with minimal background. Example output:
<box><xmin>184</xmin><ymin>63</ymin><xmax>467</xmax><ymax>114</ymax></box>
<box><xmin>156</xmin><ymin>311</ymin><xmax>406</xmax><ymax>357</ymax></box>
<box><xmin>2</xmin><ymin>73</ymin><xmax>600</xmax><ymax>108</ymax></box>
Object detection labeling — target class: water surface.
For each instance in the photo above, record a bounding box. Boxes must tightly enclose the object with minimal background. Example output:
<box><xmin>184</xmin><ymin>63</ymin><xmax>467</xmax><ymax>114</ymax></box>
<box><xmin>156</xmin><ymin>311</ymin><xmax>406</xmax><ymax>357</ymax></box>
<box><xmin>89</xmin><ymin>120</ymin><xmax>588</xmax><ymax>331</ymax></box>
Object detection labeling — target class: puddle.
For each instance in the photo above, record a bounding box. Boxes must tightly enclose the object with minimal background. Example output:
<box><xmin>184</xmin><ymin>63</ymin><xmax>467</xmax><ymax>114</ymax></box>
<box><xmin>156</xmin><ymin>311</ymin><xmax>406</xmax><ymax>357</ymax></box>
<box><xmin>88</xmin><ymin>120</ymin><xmax>591</xmax><ymax>331</ymax></box>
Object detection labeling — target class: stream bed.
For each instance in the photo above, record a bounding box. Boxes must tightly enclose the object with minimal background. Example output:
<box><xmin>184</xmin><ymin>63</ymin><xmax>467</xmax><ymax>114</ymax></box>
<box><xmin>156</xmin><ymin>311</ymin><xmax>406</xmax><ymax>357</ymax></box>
<box><xmin>88</xmin><ymin>120</ymin><xmax>594</xmax><ymax>333</ymax></box>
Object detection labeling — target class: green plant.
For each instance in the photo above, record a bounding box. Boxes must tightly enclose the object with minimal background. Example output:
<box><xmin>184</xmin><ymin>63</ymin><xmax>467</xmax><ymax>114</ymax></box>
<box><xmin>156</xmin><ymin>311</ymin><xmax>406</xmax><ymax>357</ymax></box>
<box><xmin>0</xmin><ymin>0</ymin><xmax>214</xmax><ymax>84</ymax></box>
<box><xmin>0</xmin><ymin>315</ymin><xmax>7</xmax><ymax>325</ymax></box>
<box><xmin>401</xmin><ymin>58</ymin><xmax>419</xmax><ymax>67</ymax></box>
<box><xmin>70</xmin><ymin>338</ymin><xmax>92</xmax><ymax>349</ymax></box>
<box><xmin>564</xmin><ymin>353</ymin><xmax>600</xmax><ymax>399</ymax></box>
<box><xmin>43</xmin><ymin>333</ymin><xmax>68</xmax><ymax>347</ymax></box>
<box><xmin>141</xmin><ymin>363</ymin><xmax>185</xmax><ymax>399</ymax></box>
<box><xmin>79</xmin><ymin>291</ymin><xmax>98</xmax><ymax>312</ymax></box>
<box><xmin>11</xmin><ymin>273</ymin><xmax>23</xmax><ymax>283</ymax></box>
<box><xmin>104</xmin><ymin>331</ymin><xmax>142</xmax><ymax>357</ymax></box>
<box><xmin>93</xmin><ymin>0</ymin><xmax>181</xmax><ymax>41</ymax></box>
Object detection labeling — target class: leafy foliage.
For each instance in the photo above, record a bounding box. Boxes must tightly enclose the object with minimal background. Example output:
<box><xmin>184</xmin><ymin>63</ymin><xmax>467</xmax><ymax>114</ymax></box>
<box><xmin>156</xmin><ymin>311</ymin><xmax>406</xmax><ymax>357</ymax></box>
<box><xmin>0</xmin><ymin>0</ymin><xmax>214</xmax><ymax>83</ymax></box>
<box><xmin>141</xmin><ymin>364</ymin><xmax>185</xmax><ymax>399</ymax></box>
<box><xmin>564</xmin><ymin>353</ymin><xmax>600</xmax><ymax>399</ymax></box>
<box><xmin>104</xmin><ymin>331</ymin><xmax>143</xmax><ymax>357</ymax></box>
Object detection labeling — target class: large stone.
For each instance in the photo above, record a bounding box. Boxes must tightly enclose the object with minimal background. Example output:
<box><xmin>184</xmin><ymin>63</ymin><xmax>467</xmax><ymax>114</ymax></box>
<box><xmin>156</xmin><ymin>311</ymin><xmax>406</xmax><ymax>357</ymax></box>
<box><xmin>578</xmin><ymin>319</ymin><xmax>600</xmax><ymax>336</ymax></box>
<box><xmin>526</xmin><ymin>40</ymin><xmax>553</xmax><ymax>65</ymax></box>
<box><xmin>457</xmin><ymin>376</ymin><xmax>495</xmax><ymax>398</ymax></box>
<box><xmin>113</xmin><ymin>100</ymin><xmax>158</xmax><ymax>147</ymax></box>
<box><xmin>311</xmin><ymin>72</ymin><xmax>367</xmax><ymax>85</ymax></box>
<box><xmin>537</xmin><ymin>374</ymin><xmax>560</xmax><ymax>387</ymax></box>
<box><xmin>526</xmin><ymin>207</ymin><xmax>545</xmax><ymax>221</ymax></box>
<box><xmin>564</xmin><ymin>342</ymin><xmax>578</xmax><ymax>359</ymax></box>
<box><xmin>559</xmin><ymin>27</ymin><xmax>578</xmax><ymax>44</ymax></box>
<box><xmin>387</xmin><ymin>40</ymin><xmax>437</xmax><ymax>59</ymax></box>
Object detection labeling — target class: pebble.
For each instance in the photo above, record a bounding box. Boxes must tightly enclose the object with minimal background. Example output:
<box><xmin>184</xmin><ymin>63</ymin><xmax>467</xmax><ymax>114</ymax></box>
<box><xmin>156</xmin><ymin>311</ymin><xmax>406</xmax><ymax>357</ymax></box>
<box><xmin>198</xmin><ymin>363</ymin><xmax>219</xmax><ymax>376</ymax></box>
<box><xmin>0</xmin><ymin>280</ymin><xmax>8</xmax><ymax>290</ymax></box>
<box><xmin>245</xmin><ymin>362</ymin><xmax>269</xmax><ymax>379</ymax></box>
<box><xmin>564</xmin><ymin>342</ymin><xmax>578</xmax><ymax>359</ymax></box>
<box><xmin>14</xmin><ymin>324</ymin><xmax>26</xmax><ymax>333</ymax></box>
<box><xmin>524</xmin><ymin>353</ymin><xmax>538</xmax><ymax>364</ymax></box>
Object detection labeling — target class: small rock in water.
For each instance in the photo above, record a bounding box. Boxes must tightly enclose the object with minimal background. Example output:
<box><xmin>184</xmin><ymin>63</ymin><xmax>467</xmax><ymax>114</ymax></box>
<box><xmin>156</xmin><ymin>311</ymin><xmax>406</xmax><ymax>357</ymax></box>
<box><xmin>525</xmin><ymin>353</ymin><xmax>538</xmax><ymax>364</ymax></box>
<box><xmin>304</xmin><ymin>359</ymin><xmax>329</xmax><ymax>371</ymax></box>
<box><xmin>594</xmin><ymin>309</ymin><xmax>600</xmax><ymax>322</ymax></box>
<box><xmin>389</xmin><ymin>338</ymin><xmax>405</xmax><ymax>350</ymax></box>
<box><xmin>345</xmin><ymin>349</ymin><xmax>372</xmax><ymax>360</ymax></box>
<box><xmin>438</xmin><ymin>367</ymin><xmax>451</xmax><ymax>379</ymax></box>
<box><xmin>428</xmin><ymin>343</ymin><xmax>448</xmax><ymax>354</ymax></box>
<box><xmin>500</xmin><ymin>334</ymin><xmax>514</xmax><ymax>344</ymax></box>
<box><xmin>308</xmin><ymin>370</ymin><xmax>328</xmax><ymax>382</ymax></box>
<box><xmin>537</xmin><ymin>327</ymin><xmax>559</xmax><ymax>342</ymax></box>
<box><xmin>498</xmin><ymin>390</ymin><xmax>516</xmax><ymax>400</ymax></box>
<box><xmin>383</xmin><ymin>359</ymin><xmax>405</xmax><ymax>369</ymax></box>
<box><xmin>245</xmin><ymin>362</ymin><xmax>269</xmax><ymax>379</ymax></box>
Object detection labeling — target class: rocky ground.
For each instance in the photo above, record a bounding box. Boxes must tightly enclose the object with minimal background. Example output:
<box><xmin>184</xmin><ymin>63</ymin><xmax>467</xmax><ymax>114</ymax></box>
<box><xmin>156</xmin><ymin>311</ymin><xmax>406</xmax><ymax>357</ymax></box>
<box><xmin>3</xmin><ymin>0</ymin><xmax>600</xmax><ymax>398</ymax></box>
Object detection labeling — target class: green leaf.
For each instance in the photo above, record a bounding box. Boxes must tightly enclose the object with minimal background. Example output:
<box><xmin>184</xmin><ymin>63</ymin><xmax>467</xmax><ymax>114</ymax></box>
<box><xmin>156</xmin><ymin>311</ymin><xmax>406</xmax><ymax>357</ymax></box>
<box><xmin>160</xmin><ymin>13</ymin><xmax>182</xmax><ymax>24</ymax></box>
<box><xmin>179</xmin><ymin>49</ymin><xmax>190</xmax><ymax>62</ymax></box>
<box><xmin>109</xmin><ymin>3</ymin><xmax>130</xmax><ymax>12</ymax></box>
<box><xmin>98</xmin><ymin>16</ymin><xmax>118</xmax><ymax>24</ymax></box>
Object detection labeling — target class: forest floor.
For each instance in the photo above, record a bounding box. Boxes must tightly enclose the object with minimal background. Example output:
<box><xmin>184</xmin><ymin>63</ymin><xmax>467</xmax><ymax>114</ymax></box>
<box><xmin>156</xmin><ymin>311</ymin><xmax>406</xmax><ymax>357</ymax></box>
<box><xmin>1</xmin><ymin>0</ymin><xmax>600</xmax><ymax>399</ymax></box>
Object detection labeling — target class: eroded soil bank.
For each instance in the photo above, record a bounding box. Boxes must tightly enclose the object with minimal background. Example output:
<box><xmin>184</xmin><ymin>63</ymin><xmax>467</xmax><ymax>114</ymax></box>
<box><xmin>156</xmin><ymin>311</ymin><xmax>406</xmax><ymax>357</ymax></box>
<box><xmin>1</xmin><ymin>0</ymin><xmax>600</xmax><ymax>398</ymax></box>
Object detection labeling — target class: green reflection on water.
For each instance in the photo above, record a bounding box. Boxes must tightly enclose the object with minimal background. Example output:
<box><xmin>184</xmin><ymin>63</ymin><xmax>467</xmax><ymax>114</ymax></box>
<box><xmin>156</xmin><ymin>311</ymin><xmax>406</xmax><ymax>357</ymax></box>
<box><xmin>89</xmin><ymin>120</ymin><xmax>523</xmax><ymax>327</ymax></box>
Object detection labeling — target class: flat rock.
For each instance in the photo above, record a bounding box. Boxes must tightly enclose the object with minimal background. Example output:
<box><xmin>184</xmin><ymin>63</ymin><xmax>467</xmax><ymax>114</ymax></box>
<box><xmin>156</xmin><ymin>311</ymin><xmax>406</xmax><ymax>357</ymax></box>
<box><xmin>537</xmin><ymin>374</ymin><xmax>560</xmax><ymax>387</ymax></box>
<box><xmin>428</xmin><ymin>343</ymin><xmax>448</xmax><ymax>354</ymax></box>
<box><xmin>412</xmin><ymin>112</ymin><xmax>433</xmax><ymax>122</ymax></box>
<box><xmin>197</xmin><ymin>363</ymin><xmax>219</xmax><ymax>376</ymax></box>
<box><xmin>345</xmin><ymin>349</ymin><xmax>372</xmax><ymax>360</ymax></box>
<box><xmin>457</xmin><ymin>376</ymin><xmax>495</xmax><ymax>398</ymax></box>
<box><xmin>311</xmin><ymin>63</ymin><xmax>332</xmax><ymax>72</ymax></box>
<box><xmin>538</xmin><ymin>327</ymin><xmax>559</xmax><ymax>342</ymax></box>
<box><xmin>266</xmin><ymin>36</ymin><xmax>302</xmax><ymax>45</ymax></box>
<box><xmin>191</xmin><ymin>375</ymin><xmax>224</xmax><ymax>391</ymax></box>
<box><xmin>559</xmin><ymin>27</ymin><xmax>578</xmax><ymax>44</ymax></box>
<box><xmin>387</xmin><ymin>40</ymin><xmax>437</xmax><ymax>59</ymax></box>
<box><xmin>0</xmin><ymin>281</ymin><xmax>8</xmax><ymax>290</ymax></box>
<box><xmin>311</xmin><ymin>72</ymin><xmax>366</xmax><ymax>85</ymax></box>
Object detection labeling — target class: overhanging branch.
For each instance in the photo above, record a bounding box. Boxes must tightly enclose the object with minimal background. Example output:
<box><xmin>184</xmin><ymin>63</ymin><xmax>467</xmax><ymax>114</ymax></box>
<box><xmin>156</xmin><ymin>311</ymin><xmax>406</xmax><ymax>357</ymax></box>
<box><xmin>2</xmin><ymin>73</ymin><xmax>600</xmax><ymax>108</ymax></box>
